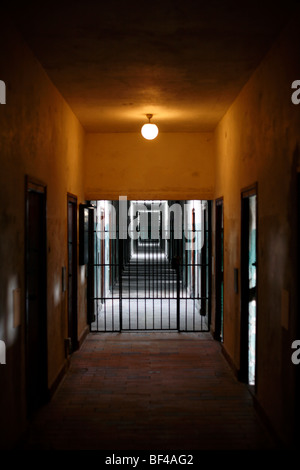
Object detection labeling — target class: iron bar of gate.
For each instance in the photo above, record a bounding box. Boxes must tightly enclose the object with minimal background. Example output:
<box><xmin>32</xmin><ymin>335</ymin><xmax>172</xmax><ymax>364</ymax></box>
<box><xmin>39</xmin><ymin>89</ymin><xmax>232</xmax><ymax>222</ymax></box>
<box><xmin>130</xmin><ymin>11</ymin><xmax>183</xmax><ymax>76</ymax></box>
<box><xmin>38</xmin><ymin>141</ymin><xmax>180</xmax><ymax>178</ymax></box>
<box><xmin>177</xmin><ymin>264</ymin><xmax>180</xmax><ymax>330</ymax></box>
<box><xmin>172</xmin><ymin>255</ymin><xmax>181</xmax><ymax>330</ymax></box>
<box><xmin>119</xmin><ymin>239</ymin><xmax>123</xmax><ymax>331</ymax></box>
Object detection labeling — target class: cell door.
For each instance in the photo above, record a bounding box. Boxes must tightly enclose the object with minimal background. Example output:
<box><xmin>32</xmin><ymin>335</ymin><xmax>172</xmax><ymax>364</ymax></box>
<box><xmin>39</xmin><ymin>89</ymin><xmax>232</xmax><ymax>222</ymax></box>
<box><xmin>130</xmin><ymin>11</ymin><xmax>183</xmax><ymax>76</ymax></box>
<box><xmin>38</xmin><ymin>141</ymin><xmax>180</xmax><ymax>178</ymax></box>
<box><xmin>67</xmin><ymin>194</ymin><xmax>78</xmax><ymax>352</ymax></box>
<box><xmin>240</xmin><ymin>185</ymin><xmax>257</xmax><ymax>386</ymax></box>
<box><xmin>295</xmin><ymin>172</ymin><xmax>300</xmax><ymax>441</ymax></box>
<box><xmin>215</xmin><ymin>198</ymin><xmax>224</xmax><ymax>342</ymax></box>
<box><xmin>25</xmin><ymin>176</ymin><xmax>48</xmax><ymax>416</ymax></box>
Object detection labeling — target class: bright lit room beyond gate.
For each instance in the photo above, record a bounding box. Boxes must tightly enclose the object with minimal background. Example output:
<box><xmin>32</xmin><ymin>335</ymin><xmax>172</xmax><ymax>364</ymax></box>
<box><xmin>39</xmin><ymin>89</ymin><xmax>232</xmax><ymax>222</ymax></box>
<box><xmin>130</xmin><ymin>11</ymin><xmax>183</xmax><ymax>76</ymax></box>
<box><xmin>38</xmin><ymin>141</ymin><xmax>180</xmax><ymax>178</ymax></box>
<box><xmin>85</xmin><ymin>200</ymin><xmax>211</xmax><ymax>332</ymax></box>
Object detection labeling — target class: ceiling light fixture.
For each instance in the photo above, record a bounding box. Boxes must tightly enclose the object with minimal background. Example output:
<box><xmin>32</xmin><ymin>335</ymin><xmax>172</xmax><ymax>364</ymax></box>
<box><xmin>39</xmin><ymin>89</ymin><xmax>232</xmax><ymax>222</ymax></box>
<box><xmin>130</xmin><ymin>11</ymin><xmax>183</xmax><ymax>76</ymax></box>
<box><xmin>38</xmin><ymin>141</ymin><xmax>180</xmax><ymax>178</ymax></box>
<box><xmin>141</xmin><ymin>114</ymin><xmax>159</xmax><ymax>140</ymax></box>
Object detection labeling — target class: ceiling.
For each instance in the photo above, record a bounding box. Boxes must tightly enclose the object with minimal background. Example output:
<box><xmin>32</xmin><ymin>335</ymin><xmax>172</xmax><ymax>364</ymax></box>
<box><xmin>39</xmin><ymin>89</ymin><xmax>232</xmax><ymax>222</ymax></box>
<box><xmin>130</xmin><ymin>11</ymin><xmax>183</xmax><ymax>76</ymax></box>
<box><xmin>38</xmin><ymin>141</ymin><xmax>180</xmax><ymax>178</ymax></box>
<box><xmin>6</xmin><ymin>0</ymin><xmax>297</xmax><ymax>133</ymax></box>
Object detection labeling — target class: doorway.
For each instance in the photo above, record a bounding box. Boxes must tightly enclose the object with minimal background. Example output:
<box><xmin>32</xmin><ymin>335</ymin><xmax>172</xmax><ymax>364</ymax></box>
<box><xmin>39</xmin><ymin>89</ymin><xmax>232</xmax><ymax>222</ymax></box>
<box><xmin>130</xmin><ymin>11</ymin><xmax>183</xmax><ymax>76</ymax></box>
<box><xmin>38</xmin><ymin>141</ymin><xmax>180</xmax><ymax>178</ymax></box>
<box><xmin>67</xmin><ymin>194</ymin><xmax>78</xmax><ymax>352</ymax></box>
<box><xmin>89</xmin><ymin>200</ymin><xmax>211</xmax><ymax>332</ymax></box>
<box><xmin>296</xmin><ymin>172</ymin><xmax>300</xmax><ymax>441</ymax></box>
<box><xmin>25</xmin><ymin>176</ymin><xmax>48</xmax><ymax>416</ymax></box>
<box><xmin>240</xmin><ymin>185</ymin><xmax>257</xmax><ymax>386</ymax></box>
<box><xmin>215</xmin><ymin>198</ymin><xmax>224</xmax><ymax>342</ymax></box>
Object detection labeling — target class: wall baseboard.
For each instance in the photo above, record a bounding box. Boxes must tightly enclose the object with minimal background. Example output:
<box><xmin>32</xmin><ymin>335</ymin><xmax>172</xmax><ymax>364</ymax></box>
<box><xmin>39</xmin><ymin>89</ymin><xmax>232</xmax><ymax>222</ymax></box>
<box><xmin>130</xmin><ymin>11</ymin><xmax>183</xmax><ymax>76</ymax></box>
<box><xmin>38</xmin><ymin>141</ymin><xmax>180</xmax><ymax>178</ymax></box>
<box><xmin>78</xmin><ymin>324</ymin><xmax>90</xmax><ymax>348</ymax></box>
<box><xmin>252</xmin><ymin>394</ymin><xmax>285</xmax><ymax>449</ymax></box>
<box><xmin>220</xmin><ymin>342</ymin><xmax>286</xmax><ymax>448</ymax></box>
<box><xmin>48</xmin><ymin>325</ymin><xmax>89</xmax><ymax>400</ymax></box>
<box><xmin>48</xmin><ymin>358</ymin><xmax>70</xmax><ymax>400</ymax></box>
<box><xmin>221</xmin><ymin>343</ymin><xmax>239</xmax><ymax>378</ymax></box>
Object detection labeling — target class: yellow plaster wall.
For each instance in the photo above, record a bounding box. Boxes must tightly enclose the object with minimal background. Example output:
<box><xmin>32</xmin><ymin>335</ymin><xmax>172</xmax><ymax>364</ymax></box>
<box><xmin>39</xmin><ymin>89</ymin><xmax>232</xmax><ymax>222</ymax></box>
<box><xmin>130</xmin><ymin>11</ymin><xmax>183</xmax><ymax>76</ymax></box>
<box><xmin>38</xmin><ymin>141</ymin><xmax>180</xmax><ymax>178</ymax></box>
<box><xmin>84</xmin><ymin>132</ymin><xmax>215</xmax><ymax>201</ymax></box>
<box><xmin>214</xmin><ymin>18</ymin><xmax>300</xmax><ymax>442</ymax></box>
<box><xmin>0</xmin><ymin>23</ymin><xmax>86</xmax><ymax>447</ymax></box>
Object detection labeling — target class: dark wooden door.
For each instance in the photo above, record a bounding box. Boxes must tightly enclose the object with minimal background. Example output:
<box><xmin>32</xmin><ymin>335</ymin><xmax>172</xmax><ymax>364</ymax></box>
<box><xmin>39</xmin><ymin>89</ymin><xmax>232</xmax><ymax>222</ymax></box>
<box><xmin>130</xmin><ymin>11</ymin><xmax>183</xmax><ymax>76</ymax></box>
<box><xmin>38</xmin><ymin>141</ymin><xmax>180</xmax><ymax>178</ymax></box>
<box><xmin>25</xmin><ymin>178</ymin><xmax>48</xmax><ymax>416</ymax></box>
<box><xmin>295</xmin><ymin>173</ymin><xmax>300</xmax><ymax>442</ymax></box>
<box><xmin>67</xmin><ymin>194</ymin><xmax>78</xmax><ymax>352</ymax></box>
<box><xmin>215</xmin><ymin>198</ymin><xmax>224</xmax><ymax>341</ymax></box>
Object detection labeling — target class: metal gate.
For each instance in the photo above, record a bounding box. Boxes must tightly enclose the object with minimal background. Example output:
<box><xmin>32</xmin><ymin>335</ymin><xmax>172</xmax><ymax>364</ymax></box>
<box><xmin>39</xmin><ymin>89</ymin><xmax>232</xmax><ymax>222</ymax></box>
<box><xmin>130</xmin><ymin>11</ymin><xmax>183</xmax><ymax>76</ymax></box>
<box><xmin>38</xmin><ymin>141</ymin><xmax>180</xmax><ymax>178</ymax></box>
<box><xmin>88</xmin><ymin>200</ymin><xmax>211</xmax><ymax>332</ymax></box>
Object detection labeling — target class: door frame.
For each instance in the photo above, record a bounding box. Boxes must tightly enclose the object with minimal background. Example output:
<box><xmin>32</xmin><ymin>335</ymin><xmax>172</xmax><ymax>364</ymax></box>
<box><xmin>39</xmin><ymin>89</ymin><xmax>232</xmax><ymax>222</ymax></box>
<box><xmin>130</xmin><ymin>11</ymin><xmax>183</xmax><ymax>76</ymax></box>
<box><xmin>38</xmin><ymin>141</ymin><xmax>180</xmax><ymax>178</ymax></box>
<box><xmin>214</xmin><ymin>197</ymin><xmax>224</xmax><ymax>342</ymax></box>
<box><xmin>25</xmin><ymin>175</ymin><xmax>48</xmax><ymax>415</ymax></box>
<box><xmin>67</xmin><ymin>193</ymin><xmax>78</xmax><ymax>352</ymax></box>
<box><xmin>87</xmin><ymin>204</ymin><xmax>95</xmax><ymax>324</ymax></box>
<box><xmin>295</xmin><ymin>172</ymin><xmax>300</xmax><ymax>442</ymax></box>
<box><xmin>240</xmin><ymin>183</ymin><xmax>258</xmax><ymax>388</ymax></box>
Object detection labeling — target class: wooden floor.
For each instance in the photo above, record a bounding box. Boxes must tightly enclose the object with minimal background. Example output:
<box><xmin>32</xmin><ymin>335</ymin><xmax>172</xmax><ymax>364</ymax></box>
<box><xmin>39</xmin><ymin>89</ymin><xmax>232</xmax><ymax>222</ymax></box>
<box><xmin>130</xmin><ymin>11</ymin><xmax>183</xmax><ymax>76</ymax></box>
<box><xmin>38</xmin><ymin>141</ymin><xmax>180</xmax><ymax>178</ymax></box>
<box><xmin>20</xmin><ymin>332</ymin><xmax>275</xmax><ymax>451</ymax></box>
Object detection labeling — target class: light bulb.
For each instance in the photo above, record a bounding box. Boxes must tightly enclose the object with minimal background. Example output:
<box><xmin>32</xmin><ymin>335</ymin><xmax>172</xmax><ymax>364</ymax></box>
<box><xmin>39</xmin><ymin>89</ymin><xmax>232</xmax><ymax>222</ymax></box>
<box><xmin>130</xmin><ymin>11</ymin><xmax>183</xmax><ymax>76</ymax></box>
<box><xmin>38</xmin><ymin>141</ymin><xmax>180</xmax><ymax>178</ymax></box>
<box><xmin>141</xmin><ymin>123</ymin><xmax>159</xmax><ymax>140</ymax></box>
<box><xmin>141</xmin><ymin>114</ymin><xmax>159</xmax><ymax>140</ymax></box>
